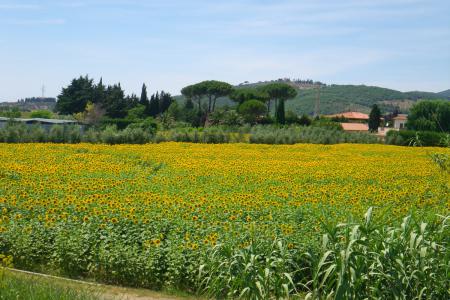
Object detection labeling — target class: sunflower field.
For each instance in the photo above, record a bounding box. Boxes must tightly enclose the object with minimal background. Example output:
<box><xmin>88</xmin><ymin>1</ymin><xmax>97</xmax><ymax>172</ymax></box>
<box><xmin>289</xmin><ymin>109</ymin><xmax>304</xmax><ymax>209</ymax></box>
<box><xmin>0</xmin><ymin>143</ymin><xmax>448</xmax><ymax>299</ymax></box>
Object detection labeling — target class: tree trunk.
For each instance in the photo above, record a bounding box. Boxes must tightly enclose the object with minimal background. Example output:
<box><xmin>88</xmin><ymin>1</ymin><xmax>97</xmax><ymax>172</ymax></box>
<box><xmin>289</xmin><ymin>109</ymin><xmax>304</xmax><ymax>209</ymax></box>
<box><xmin>212</xmin><ymin>96</ymin><xmax>217</xmax><ymax>112</ymax></box>
<box><xmin>208</xmin><ymin>96</ymin><xmax>212</xmax><ymax>113</ymax></box>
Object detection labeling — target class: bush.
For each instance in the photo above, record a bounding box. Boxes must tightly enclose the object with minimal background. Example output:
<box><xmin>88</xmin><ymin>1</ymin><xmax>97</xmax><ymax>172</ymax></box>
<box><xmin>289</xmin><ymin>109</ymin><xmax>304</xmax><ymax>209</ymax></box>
<box><xmin>248</xmin><ymin>125</ymin><xmax>378</xmax><ymax>145</ymax></box>
<box><xmin>312</xmin><ymin>118</ymin><xmax>343</xmax><ymax>131</ymax></box>
<box><xmin>30</xmin><ymin>110</ymin><xmax>53</xmax><ymax>119</ymax></box>
<box><xmin>386</xmin><ymin>130</ymin><xmax>447</xmax><ymax>147</ymax></box>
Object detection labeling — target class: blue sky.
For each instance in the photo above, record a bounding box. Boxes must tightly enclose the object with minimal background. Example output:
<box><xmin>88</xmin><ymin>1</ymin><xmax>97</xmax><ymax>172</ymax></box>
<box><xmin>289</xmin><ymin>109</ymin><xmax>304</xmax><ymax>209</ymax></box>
<box><xmin>1</xmin><ymin>0</ymin><xmax>449</xmax><ymax>100</ymax></box>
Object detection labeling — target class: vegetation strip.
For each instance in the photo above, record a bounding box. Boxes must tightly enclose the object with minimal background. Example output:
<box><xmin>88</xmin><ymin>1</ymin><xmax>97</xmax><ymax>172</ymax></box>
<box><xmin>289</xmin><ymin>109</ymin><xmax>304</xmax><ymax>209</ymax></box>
<box><xmin>4</xmin><ymin>267</ymin><xmax>105</xmax><ymax>287</ymax></box>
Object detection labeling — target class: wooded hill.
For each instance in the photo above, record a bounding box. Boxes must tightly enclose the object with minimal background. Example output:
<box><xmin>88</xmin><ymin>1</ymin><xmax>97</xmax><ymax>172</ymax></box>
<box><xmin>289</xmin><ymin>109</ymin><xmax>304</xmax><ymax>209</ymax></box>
<box><xmin>175</xmin><ymin>82</ymin><xmax>448</xmax><ymax>115</ymax></box>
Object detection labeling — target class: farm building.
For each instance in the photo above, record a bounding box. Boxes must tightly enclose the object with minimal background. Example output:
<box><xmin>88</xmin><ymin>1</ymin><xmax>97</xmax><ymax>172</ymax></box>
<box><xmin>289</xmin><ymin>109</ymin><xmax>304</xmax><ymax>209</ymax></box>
<box><xmin>392</xmin><ymin>114</ymin><xmax>408</xmax><ymax>130</ymax></box>
<box><xmin>0</xmin><ymin>117</ymin><xmax>79</xmax><ymax>130</ymax></box>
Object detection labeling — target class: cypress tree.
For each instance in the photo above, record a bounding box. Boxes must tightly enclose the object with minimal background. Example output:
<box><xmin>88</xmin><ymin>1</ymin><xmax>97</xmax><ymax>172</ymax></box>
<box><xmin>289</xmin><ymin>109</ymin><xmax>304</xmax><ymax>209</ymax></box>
<box><xmin>159</xmin><ymin>91</ymin><xmax>174</xmax><ymax>114</ymax></box>
<box><xmin>369</xmin><ymin>104</ymin><xmax>381</xmax><ymax>132</ymax></box>
<box><xmin>148</xmin><ymin>93</ymin><xmax>160</xmax><ymax>117</ymax></box>
<box><xmin>139</xmin><ymin>83</ymin><xmax>149</xmax><ymax>107</ymax></box>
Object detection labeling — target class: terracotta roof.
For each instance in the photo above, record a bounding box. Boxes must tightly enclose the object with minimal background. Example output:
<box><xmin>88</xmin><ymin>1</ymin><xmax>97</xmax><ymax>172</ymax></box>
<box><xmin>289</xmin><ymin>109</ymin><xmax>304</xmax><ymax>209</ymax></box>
<box><xmin>326</xmin><ymin>112</ymin><xmax>369</xmax><ymax>120</ymax></box>
<box><xmin>341</xmin><ymin>123</ymin><xmax>369</xmax><ymax>131</ymax></box>
<box><xmin>393</xmin><ymin>114</ymin><xmax>408</xmax><ymax>121</ymax></box>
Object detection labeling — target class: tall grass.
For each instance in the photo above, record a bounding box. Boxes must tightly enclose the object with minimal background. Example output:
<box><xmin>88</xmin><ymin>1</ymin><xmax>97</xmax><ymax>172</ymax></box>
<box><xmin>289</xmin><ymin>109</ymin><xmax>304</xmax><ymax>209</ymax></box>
<box><xmin>302</xmin><ymin>208</ymin><xmax>449</xmax><ymax>299</ymax></box>
<box><xmin>0</xmin><ymin>271</ymin><xmax>98</xmax><ymax>300</ymax></box>
<box><xmin>194</xmin><ymin>208</ymin><xmax>448</xmax><ymax>299</ymax></box>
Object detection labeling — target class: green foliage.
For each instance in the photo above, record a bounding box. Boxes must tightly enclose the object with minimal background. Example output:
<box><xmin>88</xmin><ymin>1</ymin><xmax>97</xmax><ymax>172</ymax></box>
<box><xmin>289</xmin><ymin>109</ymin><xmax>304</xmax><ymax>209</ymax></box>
<box><xmin>407</xmin><ymin>100</ymin><xmax>450</xmax><ymax>132</ymax></box>
<box><xmin>126</xmin><ymin>104</ymin><xmax>147</xmax><ymax>121</ymax></box>
<box><xmin>249</xmin><ymin>125</ymin><xmax>377</xmax><ymax>145</ymax></box>
<box><xmin>368</xmin><ymin>104</ymin><xmax>381</xmax><ymax>132</ymax></box>
<box><xmin>259</xmin><ymin>83</ymin><xmax>297</xmax><ymax>116</ymax></box>
<box><xmin>238</xmin><ymin>100</ymin><xmax>267</xmax><ymax>124</ymax></box>
<box><xmin>198</xmin><ymin>240</ymin><xmax>296</xmax><ymax>299</ymax></box>
<box><xmin>181</xmin><ymin>80</ymin><xmax>233</xmax><ymax>115</ymax></box>
<box><xmin>386</xmin><ymin>130</ymin><xmax>449</xmax><ymax>147</ymax></box>
<box><xmin>55</xmin><ymin>76</ymin><xmax>95</xmax><ymax>115</ymax></box>
<box><xmin>230</xmin><ymin>88</ymin><xmax>268</xmax><ymax>104</ymax></box>
<box><xmin>158</xmin><ymin>91</ymin><xmax>175</xmax><ymax>115</ymax></box>
<box><xmin>30</xmin><ymin>110</ymin><xmax>53</xmax><ymax>119</ymax></box>
<box><xmin>289</xmin><ymin>85</ymin><xmax>445</xmax><ymax>115</ymax></box>
<box><xmin>147</xmin><ymin>93</ymin><xmax>160</xmax><ymax>117</ymax></box>
<box><xmin>258</xmin><ymin>83</ymin><xmax>297</xmax><ymax>102</ymax></box>
<box><xmin>208</xmin><ymin>109</ymin><xmax>244</xmax><ymax>126</ymax></box>
<box><xmin>0</xmin><ymin>271</ymin><xmax>97</xmax><ymax>300</ymax></box>
<box><xmin>103</xmin><ymin>84</ymin><xmax>129</xmax><ymax>118</ymax></box>
<box><xmin>312</xmin><ymin>118</ymin><xmax>343</xmax><ymax>131</ymax></box>
<box><xmin>276</xmin><ymin>99</ymin><xmax>286</xmax><ymax>124</ymax></box>
<box><xmin>0</xmin><ymin>107</ymin><xmax>21</xmax><ymax>118</ymax></box>
<box><xmin>139</xmin><ymin>83</ymin><xmax>149</xmax><ymax>107</ymax></box>
<box><xmin>0</xmin><ymin>122</ymin><xmax>155</xmax><ymax>144</ymax></box>
<box><xmin>304</xmin><ymin>209</ymin><xmax>449</xmax><ymax>299</ymax></box>
<box><xmin>298</xmin><ymin>114</ymin><xmax>312</xmax><ymax>126</ymax></box>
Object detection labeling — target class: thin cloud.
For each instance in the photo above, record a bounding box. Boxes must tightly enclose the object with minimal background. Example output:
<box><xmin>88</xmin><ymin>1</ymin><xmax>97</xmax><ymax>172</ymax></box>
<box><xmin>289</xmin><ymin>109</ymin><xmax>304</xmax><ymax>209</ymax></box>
<box><xmin>0</xmin><ymin>3</ymin><xmax>39</xmax><ymax>9</ymax></box>
<box><xmin>6</xmin><ymin>18</ymin><xmax>66</xmax><ymax>25</ymax></box>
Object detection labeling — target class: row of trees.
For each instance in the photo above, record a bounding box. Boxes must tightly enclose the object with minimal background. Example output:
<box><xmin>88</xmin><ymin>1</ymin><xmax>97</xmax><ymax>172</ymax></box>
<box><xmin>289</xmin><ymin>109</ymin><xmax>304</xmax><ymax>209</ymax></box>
<box><xmin>55</xmin><ymin>76</ymin><xmax>174</xmax><ymax>126</ymax></box>
<box><xmin>55</xmin><ymin>77</ymin><xmax>299</xmax><ymax>127</ymax></box>
<box><xmin>180</xmin><ymin>81</ymin><xmax>297</xmax><ymax>125</ymax></box>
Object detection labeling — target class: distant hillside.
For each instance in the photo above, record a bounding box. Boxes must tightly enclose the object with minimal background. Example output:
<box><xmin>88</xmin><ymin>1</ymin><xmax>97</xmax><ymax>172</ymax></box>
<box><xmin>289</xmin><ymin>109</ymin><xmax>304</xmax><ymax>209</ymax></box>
<box><xmin>286</xmin><ymin>85</ymin><xmax>444</xmax><ymax>115</ymax></box>
<box><xmin>438</xmin><ymin>89</ymin><xmax>450</xmax><ymax>98</ymax></box>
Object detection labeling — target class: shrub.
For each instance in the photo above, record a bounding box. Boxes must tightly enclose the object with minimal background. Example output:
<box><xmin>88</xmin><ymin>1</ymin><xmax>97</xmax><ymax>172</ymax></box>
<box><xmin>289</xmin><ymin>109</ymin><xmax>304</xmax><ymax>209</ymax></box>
<box><xmin>30</xmin><ymin>110</ymin><xmax>53</xmax><ymax>119</ymax></box>
<box><xmin>386</xmin><ymin>130</ymin><xmax>447</xmax><ymax>146</ymax></box>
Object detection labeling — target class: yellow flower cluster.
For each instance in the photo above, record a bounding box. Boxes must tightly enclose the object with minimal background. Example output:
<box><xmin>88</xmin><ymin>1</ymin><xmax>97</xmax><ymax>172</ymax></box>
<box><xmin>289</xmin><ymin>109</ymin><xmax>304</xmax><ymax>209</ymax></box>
<box><xmin>0</xmin><ymin>143</ymin><xmax>448</xmax><ymax>250</ymax></box>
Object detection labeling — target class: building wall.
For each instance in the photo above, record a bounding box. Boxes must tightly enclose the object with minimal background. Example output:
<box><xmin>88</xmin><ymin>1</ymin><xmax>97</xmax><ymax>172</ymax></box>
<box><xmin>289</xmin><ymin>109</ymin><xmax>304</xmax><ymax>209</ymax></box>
<box><xmin>394</xmin><ymin>119</ymin><xmax>407</xmax><ymax>130</ymax></box>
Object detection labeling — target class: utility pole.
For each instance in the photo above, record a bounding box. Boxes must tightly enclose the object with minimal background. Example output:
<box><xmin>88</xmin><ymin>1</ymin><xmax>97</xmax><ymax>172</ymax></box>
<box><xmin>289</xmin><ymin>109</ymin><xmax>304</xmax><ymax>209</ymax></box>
<box><xmin>314</xmin><ymin>84</ymin><xmax>321</xmax><ymax>118</ymax></box>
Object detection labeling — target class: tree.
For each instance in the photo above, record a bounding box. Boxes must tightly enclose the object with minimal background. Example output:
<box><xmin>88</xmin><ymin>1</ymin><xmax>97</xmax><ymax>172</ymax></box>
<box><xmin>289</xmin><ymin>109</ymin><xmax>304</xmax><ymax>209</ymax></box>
<box><xmin>181</xmin><ymin>84</ymin><xmax>205</xmax><ymax>111</ymax></box>
<box><xmin>93</xmin><ymin>78</ymin><xmax>106</xmax><ymax>104</ymax></box>
<box><xmin>238</xmin><ymin>100</ymin><xmax>267</xmax><ymax>124</ymax></box>
<box><xmin>103</xmin><ymin>84</ymin><xmax>129</xmax><ymax>118</ymax></box>
<box><xmin>147</xmin><ymin>93</ymin><xmax>160</xmax><ymax>117</ymax></box>
<box><xmin>127</xmin><ymin>104</ymin><xmax>146</xmax><ymax>121</ymax></box>
<box><xmin>167</xmin><ymin>102</ymin><xmax>182</xmax><ymax>120</ymax></box>
<box><xmin>258</xmin><ymin>83</ymin><xmax>297</xmax><ymax>116</ymax></box>
<box><xmin>184</xmin><ymin>98</ymin><xmax>194</xmax><ymax>110</ymax></box>
<box><xmin>139</xmin><ymin>83</ymin><xmax>149</xmax><ymax>107</ymax></box>
<box><xmin>230</xmin><ymin>88</ymin><xmax>266</xmax><ymax>105</ymax></box>
<box><xmin>55</xmin><ymin>75</ymin><xmax>95</xmax><ymax>114</ymax></box>
<box><xmin>368</xmin><ymin>104</ymin><xmax>381</xmax><ymax>132</ymax></box>
<box><xmin>200</xmin><ymin>80</ymin><xmax>233</xmax><ymax>112</ymax></box>
<box><xmin>181</xmin><ymin>80</ymin><xmax>233</xmax><ymax>113</ymax></box>
<box><xmin>407</xmin><ymin>100</ymin><xmax>450</xmax><ymax>132</ymax></box>
<box><xmin>275</xmin><ymin>98</ymin><xmax>286</xmax><ymax>124</ymax></box>
<box><xmin>159</xmin><ymin>91</ymin><xmax>174</xmax><ymax>114</ymax></box>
